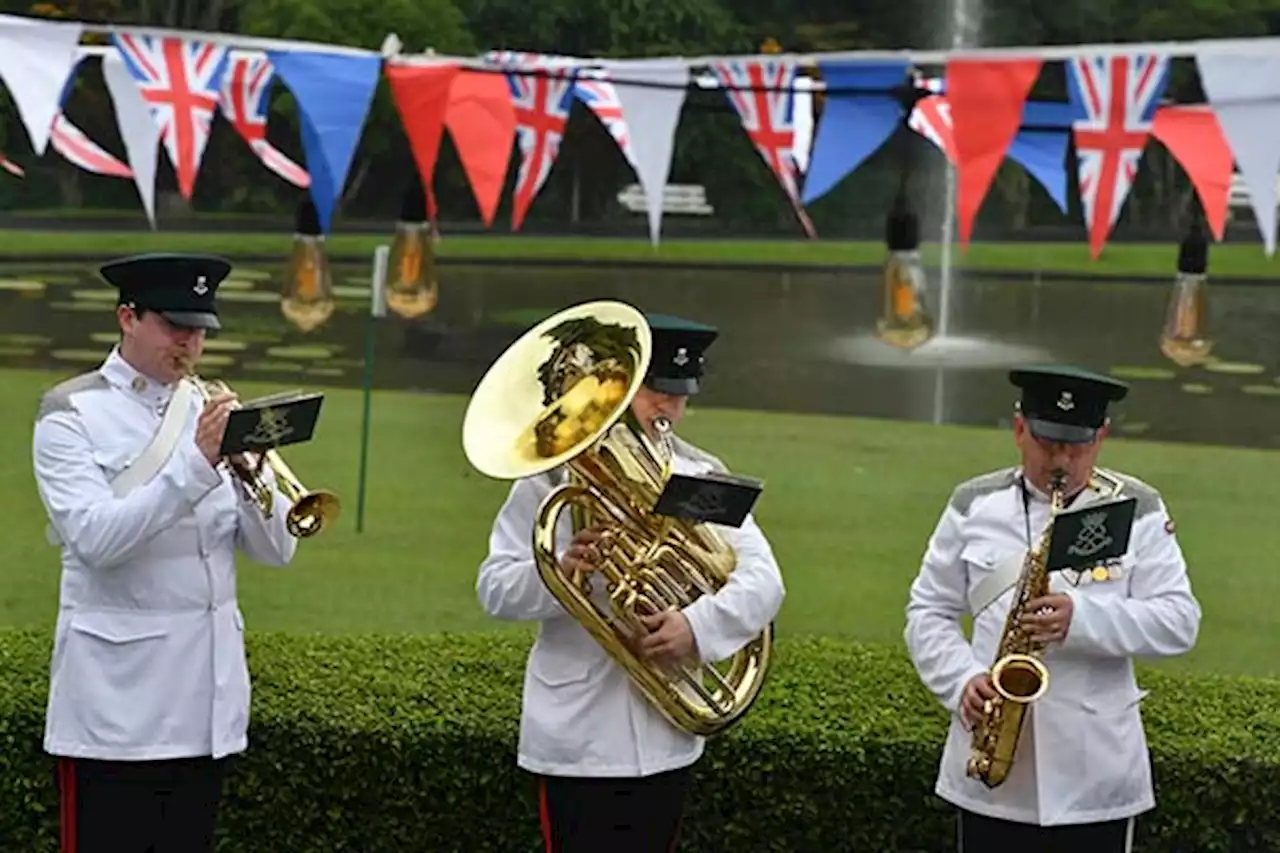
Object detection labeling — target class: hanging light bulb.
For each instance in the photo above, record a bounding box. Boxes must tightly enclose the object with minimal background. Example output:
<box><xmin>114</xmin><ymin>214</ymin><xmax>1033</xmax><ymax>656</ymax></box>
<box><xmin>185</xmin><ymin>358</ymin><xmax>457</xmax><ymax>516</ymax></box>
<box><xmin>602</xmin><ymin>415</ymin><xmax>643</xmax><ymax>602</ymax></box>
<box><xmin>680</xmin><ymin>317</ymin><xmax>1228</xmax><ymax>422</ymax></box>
<box><xmin>281</xmin><ymin>197</ymin><xmax>336</xmax><ymax>333</ymax></box>
<box><xmin>1159</xmin><ymin>219</ymin><xmax>1212</xmax><ymax>367</ymax></box>
<box><xmin>385</xmin><ymin>175</ymin><xmax>439</xmax><ymax>319</ymax></box>
<box><xmin>874</xmin><ymin>194</ymin><xmax>934</xmax><ymax>350</ymax></box>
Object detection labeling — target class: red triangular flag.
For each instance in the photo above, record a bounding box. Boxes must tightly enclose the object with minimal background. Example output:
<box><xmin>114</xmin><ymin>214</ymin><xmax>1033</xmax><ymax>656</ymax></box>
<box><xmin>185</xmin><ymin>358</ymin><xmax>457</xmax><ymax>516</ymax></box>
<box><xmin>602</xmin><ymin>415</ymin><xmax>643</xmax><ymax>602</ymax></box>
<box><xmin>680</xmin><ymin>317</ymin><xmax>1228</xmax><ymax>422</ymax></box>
<box><xmin>444</xmin><ymin>71</ymin><xmax>516</xmax><ymax>228</ymax></box>
<box><xmin>386</xmin><ymin>62</ymin><xmax>460</xmax><ymax>222</ymax></box>
<box><xmin>947</xmin><ymin>58</ymin><xmax>1042</xmax><ymax>249</ymax></box>
<box><xmin>1151</xmin><ymin>105</ymin><xmax>1233</xmax><ymax>242</ymax></box>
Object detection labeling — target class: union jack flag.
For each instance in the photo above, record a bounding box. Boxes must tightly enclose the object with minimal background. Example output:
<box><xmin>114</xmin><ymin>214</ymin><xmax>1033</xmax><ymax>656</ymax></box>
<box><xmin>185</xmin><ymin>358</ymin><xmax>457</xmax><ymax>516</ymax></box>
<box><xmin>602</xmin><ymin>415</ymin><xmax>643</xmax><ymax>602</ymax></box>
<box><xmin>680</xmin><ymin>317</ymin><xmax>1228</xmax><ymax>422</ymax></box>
<box><xmin>1066</xmin><ymin>52</ymin><xmax>1170</xmax><ymax>258</ymax></box>
<box><xmin>50</xmin><ymin>113</ymin><xmax>133</xmax><ymax>179</ymax></box>
<box><xmin>487</xmin><ymin>51</ymin><xmax>579</xmax><ymax>231</ymax></box>
<box><xmin>111</xmin><ymin>34</ymin><xmax>229</xmax><ymax>200</ymax></box>
<box><xmin>709</xmin><ymin>58</ymin><xmax>817</xmax><ymax>238</ymax></box>
<box><xmin>908</xmin><ymin>76</ymin><xmax>957</xmax><ymax>163</ymax></box>
<box><xmin>218</xmin><ymin>50</ymin><xmax>309</xmax><ymax>189</ymax></box>
<box><xmin>0</xmin><ymin>151</ymin><xmax>23</xmax><ymax>177</ymax></box>
<box><xmin>571</xmin><ymin>69</ymin><xmax>637</xmax><ymax>171</ymax></box>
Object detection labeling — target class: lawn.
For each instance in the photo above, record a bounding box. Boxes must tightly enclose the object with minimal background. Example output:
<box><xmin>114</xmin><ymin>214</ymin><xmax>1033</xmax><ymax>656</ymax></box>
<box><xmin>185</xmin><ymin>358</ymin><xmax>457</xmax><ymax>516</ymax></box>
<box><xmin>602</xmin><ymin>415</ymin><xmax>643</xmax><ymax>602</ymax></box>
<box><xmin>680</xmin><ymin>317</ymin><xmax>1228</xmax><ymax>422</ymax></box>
<box><xmin>2</xmin><ymin>228</ymin><xmax>1280</xmax><ymax>278</ymax></box>
<box><xmin>2</xmin><ymin>365</ymin><xmax>1275</xmax><ymax>681</ymax></box>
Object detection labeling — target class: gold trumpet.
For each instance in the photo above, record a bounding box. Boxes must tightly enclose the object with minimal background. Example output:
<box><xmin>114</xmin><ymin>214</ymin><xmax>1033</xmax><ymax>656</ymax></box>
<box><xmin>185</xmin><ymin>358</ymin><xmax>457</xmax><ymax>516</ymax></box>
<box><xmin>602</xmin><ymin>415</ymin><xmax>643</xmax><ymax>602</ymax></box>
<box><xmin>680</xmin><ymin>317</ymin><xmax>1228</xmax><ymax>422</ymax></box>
<box><xmin>179</xmin><ymin>359</ymin><xmax>341</xmax><ymax>538</ymax></box>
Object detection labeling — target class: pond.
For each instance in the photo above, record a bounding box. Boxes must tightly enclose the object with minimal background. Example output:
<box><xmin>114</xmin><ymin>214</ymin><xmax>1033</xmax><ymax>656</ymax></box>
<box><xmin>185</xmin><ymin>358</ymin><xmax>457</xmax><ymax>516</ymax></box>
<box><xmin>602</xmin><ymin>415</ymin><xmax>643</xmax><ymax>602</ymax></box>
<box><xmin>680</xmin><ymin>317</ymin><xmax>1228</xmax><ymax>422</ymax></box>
<box><xmin>2</xmin><ymin>257</ymin><xmax>1279</xmax><ymax>450</ymax></box>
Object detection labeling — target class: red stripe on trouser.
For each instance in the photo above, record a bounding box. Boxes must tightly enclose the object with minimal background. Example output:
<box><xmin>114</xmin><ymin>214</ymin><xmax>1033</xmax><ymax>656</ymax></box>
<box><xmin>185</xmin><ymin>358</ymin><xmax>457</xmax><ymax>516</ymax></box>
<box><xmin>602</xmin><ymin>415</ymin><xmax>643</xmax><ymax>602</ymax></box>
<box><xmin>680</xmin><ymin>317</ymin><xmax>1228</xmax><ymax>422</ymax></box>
<box><xmin>59</xmin><ymin>757</ymin><xmax>77</xmax><ymax>853</ymax></box>
<box><xmin>669</xmin><ymin>811</ymin><xmax>684</xmax><ymax>853</ymax></box>
<box><xmin>538</xmin><ymin>778</ymin><xmax>554</xmax><ymax>852</ymax></box>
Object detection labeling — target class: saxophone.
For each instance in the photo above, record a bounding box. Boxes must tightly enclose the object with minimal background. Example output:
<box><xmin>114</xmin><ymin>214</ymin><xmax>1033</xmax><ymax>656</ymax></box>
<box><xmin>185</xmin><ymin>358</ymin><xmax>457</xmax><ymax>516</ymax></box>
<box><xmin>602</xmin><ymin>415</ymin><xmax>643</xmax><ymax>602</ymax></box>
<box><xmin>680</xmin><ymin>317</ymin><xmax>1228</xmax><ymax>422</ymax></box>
<box><xmin>965</xmin><ymin>471</ymin><xmax>1067</xmax><ymax>789</ymax></box>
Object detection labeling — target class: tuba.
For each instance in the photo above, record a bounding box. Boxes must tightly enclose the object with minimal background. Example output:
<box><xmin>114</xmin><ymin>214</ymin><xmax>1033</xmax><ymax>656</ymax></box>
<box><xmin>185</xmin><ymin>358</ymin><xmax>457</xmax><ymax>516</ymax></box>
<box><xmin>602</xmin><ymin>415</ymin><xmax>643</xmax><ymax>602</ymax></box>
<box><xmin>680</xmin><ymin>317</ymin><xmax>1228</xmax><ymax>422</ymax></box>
<box><xmin>180</xmin><ymin>359</ymin><xmax>341</xmax><ymax>538</ymax></box>
<box><xmin>462</xmin><ymin>300</ymin><xmax>772</xmax><ymax>737</ymax></box>
<box><xmin>966</xmin><ymin>467</ymin><xmax>1123</xmax><ymax>787</ymax></box>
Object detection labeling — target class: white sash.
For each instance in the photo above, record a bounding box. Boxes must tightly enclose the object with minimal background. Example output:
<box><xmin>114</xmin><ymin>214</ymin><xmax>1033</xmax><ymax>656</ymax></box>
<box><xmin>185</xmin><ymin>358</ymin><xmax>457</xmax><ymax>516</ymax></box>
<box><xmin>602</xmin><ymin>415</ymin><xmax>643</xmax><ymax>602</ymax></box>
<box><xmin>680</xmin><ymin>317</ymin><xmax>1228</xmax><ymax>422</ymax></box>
<box><xmin>968</xmin><ymin>553</ymin><xmax>1026</xmax><ymax>617</ymax></box>
<box><xmin>46</xmin><ymin>380</ymin><xmax>197</xmax><ymax>546</ymax></box>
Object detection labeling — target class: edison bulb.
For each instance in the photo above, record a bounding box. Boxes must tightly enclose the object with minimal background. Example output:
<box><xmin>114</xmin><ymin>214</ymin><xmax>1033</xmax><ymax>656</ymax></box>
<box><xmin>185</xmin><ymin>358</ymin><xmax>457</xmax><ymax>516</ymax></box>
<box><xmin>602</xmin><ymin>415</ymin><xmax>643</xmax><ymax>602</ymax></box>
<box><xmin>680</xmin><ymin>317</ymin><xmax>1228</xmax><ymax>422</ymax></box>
<box><xmin>281</xmin><ymin>199</ymin><xmax>336</xmax><ymax>333</ymax></box>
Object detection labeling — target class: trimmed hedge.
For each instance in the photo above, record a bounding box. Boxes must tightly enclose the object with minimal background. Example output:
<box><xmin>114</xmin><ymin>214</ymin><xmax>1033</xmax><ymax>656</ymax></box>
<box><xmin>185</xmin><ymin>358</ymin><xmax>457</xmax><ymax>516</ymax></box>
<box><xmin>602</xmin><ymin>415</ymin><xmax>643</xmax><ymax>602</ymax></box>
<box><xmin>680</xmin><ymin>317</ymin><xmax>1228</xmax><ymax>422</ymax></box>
<box><xmin>2</xmin><ymin>628</ymin><xmax>1279</xmax><ymax>852</ymax></box>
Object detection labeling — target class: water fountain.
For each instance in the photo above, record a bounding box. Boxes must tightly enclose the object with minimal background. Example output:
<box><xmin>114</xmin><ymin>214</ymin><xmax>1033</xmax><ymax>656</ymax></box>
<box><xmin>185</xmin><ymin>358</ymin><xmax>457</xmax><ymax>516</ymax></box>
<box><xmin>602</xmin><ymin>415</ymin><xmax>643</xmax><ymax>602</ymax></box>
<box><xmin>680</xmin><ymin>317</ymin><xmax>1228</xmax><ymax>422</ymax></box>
<box><xmin>825</xmin><ymin>0</ymin><xmax>1057</xmax><ymax>422</ymax></box>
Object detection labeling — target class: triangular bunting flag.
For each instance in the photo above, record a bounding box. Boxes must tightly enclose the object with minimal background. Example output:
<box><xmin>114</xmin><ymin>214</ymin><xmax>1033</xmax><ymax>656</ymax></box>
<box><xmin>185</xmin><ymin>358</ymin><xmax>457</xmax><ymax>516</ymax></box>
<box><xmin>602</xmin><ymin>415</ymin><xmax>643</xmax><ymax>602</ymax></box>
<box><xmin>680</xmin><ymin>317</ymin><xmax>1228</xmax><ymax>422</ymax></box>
<box><xmin>802</xmin><ymin>60</ymin><xmax>907</xmax><ymax>205</ymax></box>
<box><xmin>219</xmin><ymin>50</ymin><xmax>310</xmax><ymax>189</ymax></box>
<box><xmin>267</xmin><ymin>49</ymin><xmax>382</xmax><ymax>233</ymax></box>
<box><xmin>709</xmin><ymin>57</ymin><xmax>816</xmax><ymax>238</ymax></box>
<box><xmin>1066</xmin><ymin>52</ymin><xmax>1170</xmax><ymax>259</ymax></box>
<box><xmin>572</xmin><ymin>68</ymin><xmax>639</xmax><ymax>172</ymax></box>
<box><xmin>52</xmin><ymin>48</ymin><xmax>133</xmax><ymax>180</ymax></box>
<box><xmin>102</xmin><ymin>51</ymin><xmax>161</xmax><ymax>227</ymax></box>
<box><xmin>0</xmin><ymin>15</ymin><xmax>84</xmax><ymax>155</ymax></box>
<box><xmin>486</xmin><ymin>51</ymin><xmax>580</xmax><ymax>231</ymax></box>
<box><xmin>1195</xmin><ymin>52</ymin><xmax>1280</xmax><ymax>254</ymax></box>
<box><xmin>444</xmin><ymin>70</ymin><xmax>517</xmax><ymax>228</ymax></box>
<box><xmin>603</xmin><ymin>58</ymin><xmax>689</xmax><ymax>246</ymax></box>
<box><xmin>386</xmin><ymin>61</ymin><xmax>460</xmax><ymax>222</ymax></box>
<box><xmin>1150</xmin><ymin>105</ymin><xmax>1232</xmax><ymax>242</ymax></box>
<box><xmin>112</xmin><ymin>33</ymin><xmax>230</xmax><ymax>200</ymax></box>
<box><xmin>947</xmin><ymin>57</ymin><xmax>1042</xmax><ymax>249</ymax></box>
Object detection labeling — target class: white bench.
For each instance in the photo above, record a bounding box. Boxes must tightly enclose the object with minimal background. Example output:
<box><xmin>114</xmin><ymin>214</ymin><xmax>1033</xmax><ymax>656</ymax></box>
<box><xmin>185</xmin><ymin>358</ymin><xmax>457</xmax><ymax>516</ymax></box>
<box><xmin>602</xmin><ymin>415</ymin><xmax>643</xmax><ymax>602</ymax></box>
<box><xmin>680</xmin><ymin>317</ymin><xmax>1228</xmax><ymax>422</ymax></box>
<box><xmin>616</xmin><ymin>183</ymin><xmax>714</xmax><ymax>216</ymax></box>
<box><xmin>1228</xmin><ymin>173</ymin><xmax>1280</xmax><ymax>209</ymax></box>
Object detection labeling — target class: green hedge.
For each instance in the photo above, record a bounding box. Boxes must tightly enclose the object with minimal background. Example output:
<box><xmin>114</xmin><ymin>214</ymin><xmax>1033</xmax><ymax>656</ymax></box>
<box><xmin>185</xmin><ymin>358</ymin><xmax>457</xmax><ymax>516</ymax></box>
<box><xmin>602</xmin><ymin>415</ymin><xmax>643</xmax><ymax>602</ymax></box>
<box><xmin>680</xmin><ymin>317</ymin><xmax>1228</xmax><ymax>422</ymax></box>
<box><xmin>2</xmin><ymin>628</ymin><xmax>1278</xmax><ymax>852</ymax></box>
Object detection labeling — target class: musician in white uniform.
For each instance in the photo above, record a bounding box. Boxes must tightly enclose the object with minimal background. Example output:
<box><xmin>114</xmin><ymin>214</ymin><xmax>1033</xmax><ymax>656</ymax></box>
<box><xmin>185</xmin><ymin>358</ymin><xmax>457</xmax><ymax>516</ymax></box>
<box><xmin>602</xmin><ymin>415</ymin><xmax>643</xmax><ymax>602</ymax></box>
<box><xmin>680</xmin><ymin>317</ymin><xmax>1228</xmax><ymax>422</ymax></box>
<box><xmin>31</xmin><ymin>253</ymin><xmax>299</xmax><ymax>853</ymax></box>
<box><xmin>904</xmin><ymin>365</ymin><xmax>1201</xmax><ymax>852</ymax></box>
<box><xmin>477</xmin><ymin>313</ymin><xmax>785</xmax><ymax>853</ymax></box>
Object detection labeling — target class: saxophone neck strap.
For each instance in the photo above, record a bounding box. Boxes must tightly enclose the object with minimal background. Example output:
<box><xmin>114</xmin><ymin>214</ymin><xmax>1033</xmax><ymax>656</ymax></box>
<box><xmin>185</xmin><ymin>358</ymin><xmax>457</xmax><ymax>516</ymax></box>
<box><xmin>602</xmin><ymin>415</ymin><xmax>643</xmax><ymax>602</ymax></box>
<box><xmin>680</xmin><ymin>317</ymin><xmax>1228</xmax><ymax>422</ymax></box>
<box><xmin>46</xmin><ymin>379</ymin><xmax>198</xmax><ymax>547</ymax></box>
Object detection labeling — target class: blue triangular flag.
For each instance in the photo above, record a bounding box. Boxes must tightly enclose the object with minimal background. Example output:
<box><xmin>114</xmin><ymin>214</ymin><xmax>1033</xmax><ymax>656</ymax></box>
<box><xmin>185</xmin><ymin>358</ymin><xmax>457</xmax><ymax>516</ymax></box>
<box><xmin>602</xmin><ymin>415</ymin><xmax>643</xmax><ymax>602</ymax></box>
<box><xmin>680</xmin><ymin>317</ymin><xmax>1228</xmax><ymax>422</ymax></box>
<box><xmin>802</xmin><ymin>59</ymin><xmax>909</xmax><ymax>205</ymax></box>
<box><xmin>266</xmin><ymin>49</ymin><xmax>382</xmax><ymax>233</ymax></box>
<box><xmin>1007</xmin><ymin>100</ymin><xmax>1087</xmax><ymax>214</ymax></box>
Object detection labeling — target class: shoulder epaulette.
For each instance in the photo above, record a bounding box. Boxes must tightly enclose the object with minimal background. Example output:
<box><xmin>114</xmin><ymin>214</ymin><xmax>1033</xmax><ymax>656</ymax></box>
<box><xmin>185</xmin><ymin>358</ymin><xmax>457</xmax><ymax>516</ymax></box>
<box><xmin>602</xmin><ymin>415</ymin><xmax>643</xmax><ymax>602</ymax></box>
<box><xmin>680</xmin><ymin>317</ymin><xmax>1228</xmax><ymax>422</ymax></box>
<box><xmin>35</xmin><ymin>372</ymin><xmax>108</xmax><ymax>423</ymax></box>
<box><xmin>948</xmin><ymin>467</ymin><xmax>1019</xmax><ymax>515</ymax></box>
<box><xmin>1104</xmin><ymin>468</ymin><xmax>1163</xmax><ymax>520</ymax></box>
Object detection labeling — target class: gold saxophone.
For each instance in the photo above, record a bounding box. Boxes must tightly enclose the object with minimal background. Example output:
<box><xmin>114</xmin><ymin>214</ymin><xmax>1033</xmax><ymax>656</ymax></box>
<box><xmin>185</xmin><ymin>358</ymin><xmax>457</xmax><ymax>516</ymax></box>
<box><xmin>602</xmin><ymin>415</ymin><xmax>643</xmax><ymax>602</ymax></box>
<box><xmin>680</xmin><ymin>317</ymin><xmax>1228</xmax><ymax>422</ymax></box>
<box><xmin>966</xmin><ymin>468</ymin><xmax>1123</xmax><ymax>787</ymax></box>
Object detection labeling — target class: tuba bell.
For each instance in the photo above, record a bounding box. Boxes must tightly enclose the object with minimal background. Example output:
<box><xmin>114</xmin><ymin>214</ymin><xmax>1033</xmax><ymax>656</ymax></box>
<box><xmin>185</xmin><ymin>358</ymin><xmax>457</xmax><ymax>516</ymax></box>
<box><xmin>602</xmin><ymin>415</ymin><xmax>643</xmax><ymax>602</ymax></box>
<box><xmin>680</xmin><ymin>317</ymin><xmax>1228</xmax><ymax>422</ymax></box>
<box><xmin>179</xmin><ymin>360</ymin><xmax>341</xmax><ymax>538</ymax></box>
<box><xmin>462</xmin><ymin>300</ymin><xmax>772</xmax><ymax>737</ymax></box>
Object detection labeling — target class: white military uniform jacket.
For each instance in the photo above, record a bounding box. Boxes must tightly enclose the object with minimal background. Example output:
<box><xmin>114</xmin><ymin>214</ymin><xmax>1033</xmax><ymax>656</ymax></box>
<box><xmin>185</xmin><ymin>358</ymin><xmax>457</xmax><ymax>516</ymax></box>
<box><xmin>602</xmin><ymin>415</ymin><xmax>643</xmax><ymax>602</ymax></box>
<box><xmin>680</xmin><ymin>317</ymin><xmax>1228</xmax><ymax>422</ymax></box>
<box><xmin>32</xmin><ymin>348</ymin><xmax>298</xmax><ymax>762</ymax></box>
<box><xmin>476</xmin><ymin>435</ymin><xmax>785</xmax><ymax>778</ymax></box>
<box><xmin>904</xmin><ymin>466</ymin><xmax>1201</xmax><ymax>827</ymax></box>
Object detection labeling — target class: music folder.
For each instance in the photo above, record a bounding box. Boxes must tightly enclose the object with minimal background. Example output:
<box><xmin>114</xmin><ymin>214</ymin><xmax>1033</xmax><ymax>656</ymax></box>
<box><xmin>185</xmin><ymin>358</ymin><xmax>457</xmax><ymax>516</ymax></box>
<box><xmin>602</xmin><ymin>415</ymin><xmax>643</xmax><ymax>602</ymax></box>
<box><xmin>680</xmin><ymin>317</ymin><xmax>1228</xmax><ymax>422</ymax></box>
<box><xmin>651</xmin><ymin>471</ymin><xmax>763</xmax><ymax>529</ymax></box>
<box><xmin>219</xmin><ymin>390</ymin><xmax>325</xmax><ymax>457</ymax></box>
<box><xmin>1045</xmin><ymin>496</ymin><xmax>1138</xmax><ymax>573</ymax></box>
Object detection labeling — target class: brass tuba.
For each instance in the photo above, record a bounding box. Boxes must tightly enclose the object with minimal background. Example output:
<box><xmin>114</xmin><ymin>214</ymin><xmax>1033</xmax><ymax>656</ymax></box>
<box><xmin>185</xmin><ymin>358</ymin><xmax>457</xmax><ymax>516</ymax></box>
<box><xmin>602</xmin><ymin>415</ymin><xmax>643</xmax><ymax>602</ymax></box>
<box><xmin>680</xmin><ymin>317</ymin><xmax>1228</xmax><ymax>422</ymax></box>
<box><xmin>181</xmin><ymin>363</ymin><xmax>341</xmax><ymax>538</ymax></box>
<box><xmin>966</xmin><ymin>468</ymin><xmax>1123</xmax><ymax>787</ymax></box>
<box><xmin>462</xmin><ymin>300</ymin><xmax>772</xmax><ymax>737</ymax></box>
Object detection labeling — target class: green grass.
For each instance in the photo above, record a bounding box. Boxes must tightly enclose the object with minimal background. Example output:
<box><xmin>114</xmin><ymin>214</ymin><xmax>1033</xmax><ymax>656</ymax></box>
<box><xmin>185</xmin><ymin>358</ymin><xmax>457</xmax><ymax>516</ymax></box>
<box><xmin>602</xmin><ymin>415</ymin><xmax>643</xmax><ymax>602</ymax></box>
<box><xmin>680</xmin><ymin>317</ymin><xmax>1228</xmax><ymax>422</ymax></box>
<box><xmin>1</xmin><ymin>366</ymin><xmax>1276</xmax><ymax>680</ymax></box>
<box><xmin>2</xmin><ymin>228</ymin><xmax>1280</xmax><ymax>277</ymax></box>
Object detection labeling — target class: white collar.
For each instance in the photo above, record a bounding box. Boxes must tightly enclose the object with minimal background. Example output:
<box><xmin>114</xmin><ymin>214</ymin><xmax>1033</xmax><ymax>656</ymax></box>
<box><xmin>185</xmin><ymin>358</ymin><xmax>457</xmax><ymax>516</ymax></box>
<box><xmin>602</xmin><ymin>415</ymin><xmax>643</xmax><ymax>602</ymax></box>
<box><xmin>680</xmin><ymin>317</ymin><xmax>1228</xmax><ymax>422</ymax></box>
<box><xmin>100</xmin><ymin>346</ymin><xmax>180</xmax><ymax>410</ymax></box>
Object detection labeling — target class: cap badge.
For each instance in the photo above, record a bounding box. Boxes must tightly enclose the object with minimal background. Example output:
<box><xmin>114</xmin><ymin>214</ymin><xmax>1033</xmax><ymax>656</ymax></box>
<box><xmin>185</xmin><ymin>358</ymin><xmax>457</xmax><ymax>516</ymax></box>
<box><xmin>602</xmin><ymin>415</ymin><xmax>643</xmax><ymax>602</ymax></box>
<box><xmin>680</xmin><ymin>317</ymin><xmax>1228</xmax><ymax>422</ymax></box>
<box><xmin>193</xmin><ymin>275</ymin><xmax>208</xmax><ymax>296</ymax></box>
<box><xmin>1056</xmin><ymin>391</ymin><xmax>1075</xmax><ymax>411</ymax></box>
<box><xmin>673</xmin><ymin>347</ymin><xmax>690</xmax><ymax>366</ymax></box>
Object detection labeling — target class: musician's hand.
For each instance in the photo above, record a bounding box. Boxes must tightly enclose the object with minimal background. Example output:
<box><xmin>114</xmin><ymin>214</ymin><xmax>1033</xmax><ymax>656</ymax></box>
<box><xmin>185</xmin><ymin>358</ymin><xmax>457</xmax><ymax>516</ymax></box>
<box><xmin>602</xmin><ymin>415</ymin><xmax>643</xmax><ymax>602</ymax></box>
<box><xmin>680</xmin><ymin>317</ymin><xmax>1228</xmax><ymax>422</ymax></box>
<box><xmin>638</xmin><ymin>610</ymin><xmax>697</xmax><ymax>666</ymax></box>
<box><xmin>195</xmin><ymin>393</ymin><xmax>237</xmax><ymax>467</ymax></box>
<box><xmin>561</xmin><ymin>526</ymin><xmax>609</xmax><ymax>575</ymax></box>
<box><xmin>961</xmin><ymin>673</ymin><xmax>999</xmax><ymax>729</ymax></box>
<box><xmin>1020</xmin><ymin>593</ymin><xmax>1075</xmax><ymax>644</ymax></box>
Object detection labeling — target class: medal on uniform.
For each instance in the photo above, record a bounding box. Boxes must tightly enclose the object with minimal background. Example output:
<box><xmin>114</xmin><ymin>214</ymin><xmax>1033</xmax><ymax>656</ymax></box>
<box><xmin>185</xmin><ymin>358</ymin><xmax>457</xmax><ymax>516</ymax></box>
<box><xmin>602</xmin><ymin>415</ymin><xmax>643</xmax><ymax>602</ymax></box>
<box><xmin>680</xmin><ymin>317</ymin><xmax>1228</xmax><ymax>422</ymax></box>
<box><xmin>1091</xmin><ymin>565</ymin><xmax>1110</xmax><ymax>582</ymax></box>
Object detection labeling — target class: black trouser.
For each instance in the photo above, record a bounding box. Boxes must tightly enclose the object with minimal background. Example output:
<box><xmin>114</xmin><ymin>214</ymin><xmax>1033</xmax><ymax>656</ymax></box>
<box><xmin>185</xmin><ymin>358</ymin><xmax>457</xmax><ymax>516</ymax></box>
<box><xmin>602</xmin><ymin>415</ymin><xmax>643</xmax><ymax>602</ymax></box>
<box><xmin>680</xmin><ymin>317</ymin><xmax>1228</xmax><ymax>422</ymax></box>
<box><xmin>535</xmin><ymin>767</ymin><xmax>691</xmax><ymax>853</ymax></box>
<box><xmin>959</xmin><ymin>808</ymin><xmax>1133</xmax><ymax>853</ymax></box>
<box><xmin>55</xmin><ymin>755</ymin><xmax>229</xmax><ymax>853</ymax></box>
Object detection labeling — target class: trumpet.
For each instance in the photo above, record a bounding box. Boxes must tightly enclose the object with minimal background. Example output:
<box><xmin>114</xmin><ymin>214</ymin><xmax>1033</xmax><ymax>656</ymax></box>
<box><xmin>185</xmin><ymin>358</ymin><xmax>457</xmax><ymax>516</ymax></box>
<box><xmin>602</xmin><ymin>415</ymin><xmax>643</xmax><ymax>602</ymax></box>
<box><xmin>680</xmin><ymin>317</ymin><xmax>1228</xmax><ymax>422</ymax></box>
<box><xmin>177</xmin><ymin>357</ymin><xmax>340</xmax><ymax>538</ymax></box>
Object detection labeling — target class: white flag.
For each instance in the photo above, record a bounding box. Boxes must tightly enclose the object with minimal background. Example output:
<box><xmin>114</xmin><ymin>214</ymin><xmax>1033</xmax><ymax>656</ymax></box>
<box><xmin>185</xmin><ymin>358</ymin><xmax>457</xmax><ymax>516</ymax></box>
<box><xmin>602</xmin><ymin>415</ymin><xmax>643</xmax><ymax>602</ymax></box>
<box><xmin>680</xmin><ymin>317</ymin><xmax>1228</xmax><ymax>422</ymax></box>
<box><xmin>1196</xmin><ymin>52</ymin><xmax>1280</xmax><ymax>255</ymax></box>
<box><xmin>603</xmin><ymin>59</ymin><xmax>689</xmax><ymax>246</ymax></box>
<box><xmin>0</xmin><ymin>15</ymin><xmax>84</xmax><ymax>155</ymax></box>
<box><xmin>103</xmin><ymin>52</ymin><xmax>161</xmax><ymax>229</ymax></box>
<box><xmin>792</xmin><ymin>76</ymin><xmax>815</xmax><ymax>175</ymax></box>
